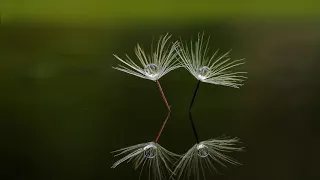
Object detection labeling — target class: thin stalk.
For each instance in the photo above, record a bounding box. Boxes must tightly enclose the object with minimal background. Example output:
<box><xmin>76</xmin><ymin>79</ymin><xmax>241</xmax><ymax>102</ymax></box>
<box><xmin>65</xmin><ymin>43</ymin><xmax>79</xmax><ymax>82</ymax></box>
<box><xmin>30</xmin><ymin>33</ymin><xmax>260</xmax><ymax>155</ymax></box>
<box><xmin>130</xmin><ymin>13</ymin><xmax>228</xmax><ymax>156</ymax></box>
<box><xmin>155</xmin><ymin>80</ymin><xmax>171</xmax><ymax>143</ymax></box>
<box><xmin>189</xmin><ymin>80</ymin><xmax>201</xmax><ymax>143</ymax></box>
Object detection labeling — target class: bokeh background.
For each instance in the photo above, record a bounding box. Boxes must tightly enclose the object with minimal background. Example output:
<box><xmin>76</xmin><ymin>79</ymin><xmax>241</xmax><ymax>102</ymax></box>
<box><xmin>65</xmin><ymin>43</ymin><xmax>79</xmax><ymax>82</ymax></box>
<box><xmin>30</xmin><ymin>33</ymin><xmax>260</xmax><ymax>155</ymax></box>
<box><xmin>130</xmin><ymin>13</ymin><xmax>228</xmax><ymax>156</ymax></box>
<box><xmin>0</xmin><ymin>1</ymin><xmax>319</xmax><ymax>179</ymax></box>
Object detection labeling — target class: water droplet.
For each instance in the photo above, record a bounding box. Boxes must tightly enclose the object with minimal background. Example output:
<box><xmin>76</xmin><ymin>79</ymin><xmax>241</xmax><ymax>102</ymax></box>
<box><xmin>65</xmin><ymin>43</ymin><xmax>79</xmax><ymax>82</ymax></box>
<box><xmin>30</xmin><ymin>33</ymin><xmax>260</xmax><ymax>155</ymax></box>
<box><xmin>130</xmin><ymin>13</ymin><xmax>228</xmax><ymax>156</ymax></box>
<box><xmin>197</xmin><ymin>144</ymin><xmax>209</xmax><ymax>158</ymax></box>
<box><xmin>144</xmin><ymin>64</ymin><xmax>159</xmax><ymax>79</ymax></box>
<box><xmin>144</xmin><ymin>143</ymin><xmax>157</xmax><ymax>159</ymax></box>
<box><xmin>197</xmin><ymin>66</ymin><xmax>211</xmax><ymax>80</ymax></box>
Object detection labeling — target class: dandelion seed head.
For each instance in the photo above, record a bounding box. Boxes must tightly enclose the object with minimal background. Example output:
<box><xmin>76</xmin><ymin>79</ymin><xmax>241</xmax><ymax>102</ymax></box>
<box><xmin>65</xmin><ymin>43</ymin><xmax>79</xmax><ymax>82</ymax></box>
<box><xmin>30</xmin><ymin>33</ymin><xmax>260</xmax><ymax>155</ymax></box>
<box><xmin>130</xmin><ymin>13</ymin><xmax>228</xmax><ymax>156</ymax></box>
<box><xmin>112</xmin><ymin>142</ymin><xmax>180</xmax><ymax>180</ymax></box>
<box><xmin>177</xmin><ymin>32</ymin><xmax>247</xmax><ymax>88</ymax></box>
<box><xmin>113</xmin><ymin>33</ymin><xmax>181</xmax><ymax>81</ymax></box>
<box><xmin>173</xmin><ymin>137</ymin><xmax>243</xmax><ymax>180</ymax></box>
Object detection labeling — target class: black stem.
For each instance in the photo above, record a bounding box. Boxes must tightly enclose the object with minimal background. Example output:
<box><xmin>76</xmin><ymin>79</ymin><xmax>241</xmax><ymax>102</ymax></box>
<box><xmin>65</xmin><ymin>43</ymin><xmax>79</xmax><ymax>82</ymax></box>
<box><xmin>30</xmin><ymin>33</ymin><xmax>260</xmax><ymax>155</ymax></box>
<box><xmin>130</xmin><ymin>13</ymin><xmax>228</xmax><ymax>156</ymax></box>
<box><xmin>189</xmin><ymin>80</ymin><xmax>201</xmax><ymax>143</ymax></box>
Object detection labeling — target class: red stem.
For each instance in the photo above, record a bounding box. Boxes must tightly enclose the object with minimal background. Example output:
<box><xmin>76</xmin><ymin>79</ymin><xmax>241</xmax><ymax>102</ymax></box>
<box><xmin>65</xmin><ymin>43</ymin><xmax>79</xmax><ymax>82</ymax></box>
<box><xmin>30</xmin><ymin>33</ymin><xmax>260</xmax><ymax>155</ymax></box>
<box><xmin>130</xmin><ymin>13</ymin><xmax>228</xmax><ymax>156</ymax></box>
<box><xmin>155</xmin><ymin>80</ymin><xmax>171</xmax><ymax>143</ymax></box>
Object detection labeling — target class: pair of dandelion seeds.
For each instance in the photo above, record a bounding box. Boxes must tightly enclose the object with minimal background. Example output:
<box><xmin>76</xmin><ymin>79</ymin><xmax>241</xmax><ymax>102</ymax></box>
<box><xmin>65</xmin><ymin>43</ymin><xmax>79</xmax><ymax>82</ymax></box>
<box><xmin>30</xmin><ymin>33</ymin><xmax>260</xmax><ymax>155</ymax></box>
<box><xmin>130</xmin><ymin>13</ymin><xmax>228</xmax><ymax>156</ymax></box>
<box><xmin>112</xmin><ymin>33</ymin><xmax>246</xmax><ymax>180</ymax></box>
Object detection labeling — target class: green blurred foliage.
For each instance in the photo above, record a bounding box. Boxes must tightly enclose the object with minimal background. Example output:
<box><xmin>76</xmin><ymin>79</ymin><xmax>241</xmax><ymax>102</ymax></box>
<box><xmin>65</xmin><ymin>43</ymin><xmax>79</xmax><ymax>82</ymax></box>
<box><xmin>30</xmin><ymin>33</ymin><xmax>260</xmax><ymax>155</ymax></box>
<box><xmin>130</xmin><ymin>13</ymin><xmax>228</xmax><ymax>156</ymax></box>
<box><xmin>1</xmin><ymin>0</ymin><xmax>320</xmax><ymax>23</ymax></box>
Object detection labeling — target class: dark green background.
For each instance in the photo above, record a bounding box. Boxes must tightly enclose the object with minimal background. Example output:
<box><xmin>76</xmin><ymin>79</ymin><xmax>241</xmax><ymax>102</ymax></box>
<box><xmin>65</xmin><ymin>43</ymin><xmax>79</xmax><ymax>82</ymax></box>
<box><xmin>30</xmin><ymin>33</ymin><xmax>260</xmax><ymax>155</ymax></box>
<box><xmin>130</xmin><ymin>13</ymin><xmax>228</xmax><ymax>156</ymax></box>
<box><xmin>0</xmin><ymin>1</ymin><xmax>319</xmax><ymax>180</ymax></box>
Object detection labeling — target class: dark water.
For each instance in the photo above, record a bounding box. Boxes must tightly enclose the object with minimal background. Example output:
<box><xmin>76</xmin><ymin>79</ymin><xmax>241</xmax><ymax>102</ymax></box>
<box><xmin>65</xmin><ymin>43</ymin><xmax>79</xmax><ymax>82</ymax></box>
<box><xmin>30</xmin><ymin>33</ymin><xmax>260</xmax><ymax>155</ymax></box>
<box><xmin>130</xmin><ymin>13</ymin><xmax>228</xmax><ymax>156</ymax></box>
<box><xmin>0</xmin><ymin>20</ymin><xmax>319</xmax><ymax>179</ymax></box>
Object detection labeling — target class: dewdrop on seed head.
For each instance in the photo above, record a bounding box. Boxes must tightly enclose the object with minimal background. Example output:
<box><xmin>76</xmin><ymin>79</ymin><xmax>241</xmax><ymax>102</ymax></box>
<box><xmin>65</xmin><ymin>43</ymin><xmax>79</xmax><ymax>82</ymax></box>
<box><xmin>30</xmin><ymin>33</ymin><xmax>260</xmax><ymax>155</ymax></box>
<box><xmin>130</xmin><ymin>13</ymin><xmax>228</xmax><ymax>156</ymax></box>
<box><xmin>143</xmin><ymin>142</ymin><xmax>157</xmax><ymax>159</ymax></box>
<box><xmin>197</xmin><ymin>143</ymin><xmax>209</xmax><ymax>158</ymax></box>
<box><xmin>144</xmin><ymin>64</ymin><xmax>159</xmax><ymax>79</ymax></box>
<box><xmin>197</xmin><ymin>66</ymin><xmax>211</xmax><ymax>80</ymax></box>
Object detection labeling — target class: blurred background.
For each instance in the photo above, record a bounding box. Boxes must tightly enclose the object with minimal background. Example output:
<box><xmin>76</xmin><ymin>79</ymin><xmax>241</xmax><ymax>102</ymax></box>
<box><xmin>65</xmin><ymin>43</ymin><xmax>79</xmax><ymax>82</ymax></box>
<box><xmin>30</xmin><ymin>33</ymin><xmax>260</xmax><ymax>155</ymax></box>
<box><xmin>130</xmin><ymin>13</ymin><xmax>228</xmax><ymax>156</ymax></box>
<box><xmin>0</xmin><ymin>0</ymin><xmax>319</xmax><ymax>179</ymax></box>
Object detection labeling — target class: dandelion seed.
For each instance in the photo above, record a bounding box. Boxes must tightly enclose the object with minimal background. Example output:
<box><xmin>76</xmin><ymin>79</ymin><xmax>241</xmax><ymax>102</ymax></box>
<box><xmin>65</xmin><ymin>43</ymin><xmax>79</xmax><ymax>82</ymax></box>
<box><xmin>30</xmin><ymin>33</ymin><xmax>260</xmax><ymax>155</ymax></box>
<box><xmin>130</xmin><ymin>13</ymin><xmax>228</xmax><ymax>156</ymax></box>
<box><xmin>173</xmin><ymin>79</ymin><xmax>244</xmax><ymax>180</ymax></box>
<box><xmin>112</xmin><ymin>33</ymin><xmax>177</xmax><ymax>143</ymax></box>
<box><xmin>177</xmin><ymin>32</ymin><xmax>247</xmax><ymax>88</ymax></box>
<box><xmin>113</xmin><ymin>33</ymin><xmax>181</xmax><ymax>81</ymax></box>
<box><xmin>173</xmin><ymin>137</ymin><xmax>243</xmax><ymax>180</ymax></box>
<box><xmin>112</xmin><ymin>34</ymin><xmax>179</xmax><ymax>179</ymax></box>
<box><xmin>111</xmin><ymin>80</ymin><xmax>176</xmax><ymax>179</ymax></box>
<box><xmin>172</xmin><ymin>33</ymin><xmax>246</xmax><ymax>179</ymax></box>
<box><xmin>111</xmin><ymin>79</ymin><xmax>176</xmax><ymax>179</ymax></box>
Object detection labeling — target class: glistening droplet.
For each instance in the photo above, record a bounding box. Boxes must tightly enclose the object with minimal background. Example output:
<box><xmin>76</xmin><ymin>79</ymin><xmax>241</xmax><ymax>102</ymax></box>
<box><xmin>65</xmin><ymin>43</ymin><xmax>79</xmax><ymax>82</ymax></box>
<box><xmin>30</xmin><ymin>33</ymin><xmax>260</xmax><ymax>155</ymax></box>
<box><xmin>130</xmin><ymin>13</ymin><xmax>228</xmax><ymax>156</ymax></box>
<box><xmin>144</xmin><ymin>143</ymin><xmax>157</xmax><ymax>159</ymax></box>
<box><xmin>144</xmin><ymin>64</ymin><xmax>159</xmax><ymax>79</ymax></box>
<box><xmin>197</xmin><ymin>66</ymin><xmax>210</xmax><ymax>80</ymax></box>
<box><xmin>197</xmin><ymin>144</ymin><xmax>209</xmax><ymax>158</ymax></box>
